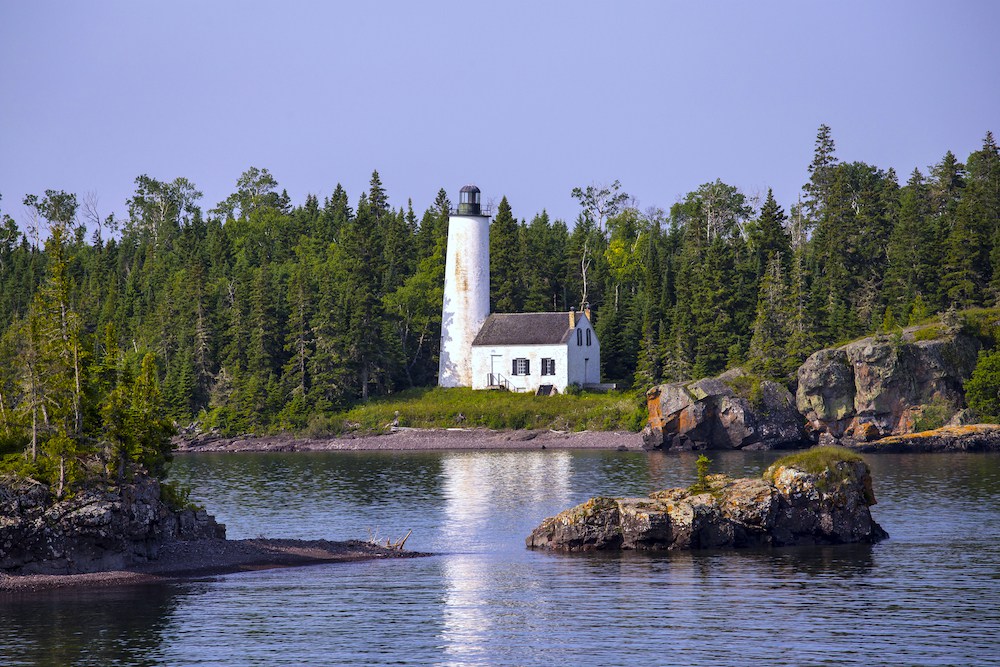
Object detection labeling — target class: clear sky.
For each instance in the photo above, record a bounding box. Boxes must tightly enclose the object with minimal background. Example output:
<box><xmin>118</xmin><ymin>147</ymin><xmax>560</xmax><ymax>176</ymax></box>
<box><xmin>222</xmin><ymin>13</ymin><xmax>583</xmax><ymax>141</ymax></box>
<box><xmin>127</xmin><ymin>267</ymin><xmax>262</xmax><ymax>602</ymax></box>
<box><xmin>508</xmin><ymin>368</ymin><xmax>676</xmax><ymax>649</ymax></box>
<box><xmin>1</xmin><ymin>1</ymin><xmax>998</xmax><ymax>228</ymax></box>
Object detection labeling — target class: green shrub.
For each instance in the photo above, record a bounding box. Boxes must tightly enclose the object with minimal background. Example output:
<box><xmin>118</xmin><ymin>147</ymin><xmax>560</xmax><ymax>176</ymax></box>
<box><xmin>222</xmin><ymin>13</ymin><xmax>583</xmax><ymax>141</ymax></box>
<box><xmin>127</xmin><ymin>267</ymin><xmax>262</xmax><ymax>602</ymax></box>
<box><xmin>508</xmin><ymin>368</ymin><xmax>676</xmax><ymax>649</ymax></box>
<box><xmin>689</xmin><ymin>454</ymin><xmax>713</xmax><ymax>493</ymax></box>
<box><xmin>160</xmin><ymin>481</ymin><xmax>202</xmax><ymax>511</ymax></box>
<box><xmin>725</xmin><ymin>373</ymin><xmax>766</xmax><ymax>409</ymax></box>
<box><xmin>960</xmin><ymin>307</ymin><xmax>1000</xmax><ymax>347</ymax></box>
<box><xmin>965</xmin><ymin>349</ymin><xmax>1000</xmax><ymax>423</ymax></box>
<box><xmin>913</xmin><ymin>397</ymin><xmax>954</xmax><ymax>432</ymax></box>
<box><xmin>913</xmin><ymin>325</ymin><xmax>943</xmax><ymax>342</ymax></box>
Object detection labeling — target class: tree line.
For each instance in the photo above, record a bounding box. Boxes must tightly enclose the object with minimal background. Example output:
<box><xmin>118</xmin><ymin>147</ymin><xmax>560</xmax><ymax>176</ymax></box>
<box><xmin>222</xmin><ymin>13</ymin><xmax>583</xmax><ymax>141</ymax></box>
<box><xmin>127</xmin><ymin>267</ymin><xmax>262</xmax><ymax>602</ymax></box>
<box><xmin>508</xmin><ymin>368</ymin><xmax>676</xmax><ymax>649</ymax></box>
<box><xmin>0</xmin><ymin>127</ymin><xmax>997</xmax><ymax>454</ymax></box>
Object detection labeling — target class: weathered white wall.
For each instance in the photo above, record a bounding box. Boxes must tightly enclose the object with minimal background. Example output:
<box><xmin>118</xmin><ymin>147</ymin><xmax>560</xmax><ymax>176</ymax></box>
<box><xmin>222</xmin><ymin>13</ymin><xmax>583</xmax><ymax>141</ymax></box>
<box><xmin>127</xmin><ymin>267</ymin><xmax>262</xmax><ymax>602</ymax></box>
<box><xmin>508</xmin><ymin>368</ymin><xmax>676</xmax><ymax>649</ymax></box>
<box><xmin>471</xmin><ymin>344</ymin><xmax>569</xmax><ymax>392</ymax></box>
<box><xmin>439</xmin><ymin>213</ymin><xmax>491</xmax><ymax>387</ymax></box>
<box><xmin>566</xmin><ymin>314</ymin><xmax>601</xmax><ymax>386</ymax></box>
<box><xmin>469</xmin><ymin>314</ymin><xmax>602</xmax><ymax>393</ymax></box>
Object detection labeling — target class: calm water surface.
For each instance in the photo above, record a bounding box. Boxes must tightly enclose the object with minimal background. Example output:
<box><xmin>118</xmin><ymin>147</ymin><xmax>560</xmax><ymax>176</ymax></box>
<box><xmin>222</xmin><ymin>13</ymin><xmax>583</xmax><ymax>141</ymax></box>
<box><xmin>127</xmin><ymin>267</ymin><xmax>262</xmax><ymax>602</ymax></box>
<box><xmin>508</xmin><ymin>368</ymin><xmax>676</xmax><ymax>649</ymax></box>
<box><xmin>3</xmin><ymin>449</ymin><xmax>1000</xmax><ymax>666</ymax></box>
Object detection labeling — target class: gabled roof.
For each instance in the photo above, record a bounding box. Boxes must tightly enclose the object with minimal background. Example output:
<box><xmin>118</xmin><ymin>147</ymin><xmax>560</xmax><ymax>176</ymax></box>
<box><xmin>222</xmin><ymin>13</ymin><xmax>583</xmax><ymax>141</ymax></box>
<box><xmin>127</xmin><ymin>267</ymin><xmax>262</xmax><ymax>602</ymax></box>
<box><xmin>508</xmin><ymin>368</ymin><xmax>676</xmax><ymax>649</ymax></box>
<box><xmin>472</xmin><ymin>312</ymin><xmax>583</xmax><ymax>346</ymax></box>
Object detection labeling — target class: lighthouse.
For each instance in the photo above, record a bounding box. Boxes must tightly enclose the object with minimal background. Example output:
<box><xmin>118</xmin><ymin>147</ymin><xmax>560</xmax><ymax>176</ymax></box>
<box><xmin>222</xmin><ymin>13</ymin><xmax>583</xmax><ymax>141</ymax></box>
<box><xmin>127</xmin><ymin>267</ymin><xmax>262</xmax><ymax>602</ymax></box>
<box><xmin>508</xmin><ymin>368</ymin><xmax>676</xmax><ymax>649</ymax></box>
<box><xmin>438</xmin><ymin>185</ymin><xmax>491</xmax><ymax>387</ymax></box>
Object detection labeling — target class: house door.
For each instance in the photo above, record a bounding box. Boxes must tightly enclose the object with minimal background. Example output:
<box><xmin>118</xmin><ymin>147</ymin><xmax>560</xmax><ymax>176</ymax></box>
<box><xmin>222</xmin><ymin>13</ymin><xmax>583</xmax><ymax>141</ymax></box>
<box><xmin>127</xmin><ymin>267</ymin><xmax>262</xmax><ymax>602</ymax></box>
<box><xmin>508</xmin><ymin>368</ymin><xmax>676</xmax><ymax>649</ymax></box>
<box><xmin>490</xmin><ymin>355</ymin><xmax>503</xmax><ymax>385</ymax></box>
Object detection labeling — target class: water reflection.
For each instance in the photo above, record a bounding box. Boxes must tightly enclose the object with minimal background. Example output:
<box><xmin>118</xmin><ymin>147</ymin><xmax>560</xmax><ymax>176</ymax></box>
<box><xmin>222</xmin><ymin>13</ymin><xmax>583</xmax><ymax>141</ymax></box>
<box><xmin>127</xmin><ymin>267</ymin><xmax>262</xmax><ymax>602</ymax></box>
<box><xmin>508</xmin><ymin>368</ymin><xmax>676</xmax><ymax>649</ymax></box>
<box><xmin>0</xmin><ymin>584</ymin><xmax>180</xmax><ymax>667</ymax></box>
<box><xmin>439</xmin><ymin>452</ymin><xmax>571</xmax><ymax>663</ymax></box>
<box><xmin>439</xmin><ymin>451</ymin><xmax>572</xmax><ymax>549</ymax></box>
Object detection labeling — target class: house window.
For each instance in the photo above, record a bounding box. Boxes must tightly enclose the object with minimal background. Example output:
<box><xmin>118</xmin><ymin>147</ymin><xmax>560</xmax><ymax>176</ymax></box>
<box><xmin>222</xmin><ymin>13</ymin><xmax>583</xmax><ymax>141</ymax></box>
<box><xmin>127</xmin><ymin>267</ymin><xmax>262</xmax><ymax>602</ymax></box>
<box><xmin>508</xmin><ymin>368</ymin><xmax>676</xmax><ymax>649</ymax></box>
<box><xmin>541</xmin><ymin>358</ymin><xmax>555</xmax><ymax>376</ymax></box>
<box><xmin>577</xmin><ymin>329</ymin><xmax>583</xmax><ymax>346</ymax></box>
<box><xmin>512</xmin><ymin>358</ymin><xmax>530</xmax><ymax>376</ymax></box>
<box><xmin>586</xmin><ymin>328</ymin><xmax>592</xmax><ymax>346</ymax></box>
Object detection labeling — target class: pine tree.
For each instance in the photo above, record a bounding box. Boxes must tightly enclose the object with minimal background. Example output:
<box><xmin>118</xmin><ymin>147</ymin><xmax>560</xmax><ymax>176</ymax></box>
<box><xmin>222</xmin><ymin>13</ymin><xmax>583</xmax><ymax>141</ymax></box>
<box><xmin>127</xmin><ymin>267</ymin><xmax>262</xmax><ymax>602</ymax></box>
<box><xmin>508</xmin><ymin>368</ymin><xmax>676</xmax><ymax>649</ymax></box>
<box><xmin>749</xmin><ymin>189</ymin><xmax>791</xmax><ymax>278</ymax></box>
<box><xmin>490</xmin><ymin>196</ymin><xmax>524</xmax><ymax>312</ymax></box>
<box><xmin>802</xmin><ymin>124</ymin><xmax>838</xmax><ymax>226</ymax></box>
<box><xmin>885</xmin><ymin>169</ymin><xmax>933</xmax><ymax>315</ymax></box>
<box><xmin>747</xmin><ymin>253</ymin><xmax>791</xmax><ymax>379</ymax></box>
<box><xmin>633</xmin><ymin>219</ymin><xmax>664</xmax><ymax>388</ymax></box>
<box><xmin>963</xmin><ymin>132</ymin><xmax>1000</xmax><ymax>301</ymax></box>
<box><xmin>941</xmin><ymin>211</ymin><xmax>981</xmax><ymax>307</ymax></box>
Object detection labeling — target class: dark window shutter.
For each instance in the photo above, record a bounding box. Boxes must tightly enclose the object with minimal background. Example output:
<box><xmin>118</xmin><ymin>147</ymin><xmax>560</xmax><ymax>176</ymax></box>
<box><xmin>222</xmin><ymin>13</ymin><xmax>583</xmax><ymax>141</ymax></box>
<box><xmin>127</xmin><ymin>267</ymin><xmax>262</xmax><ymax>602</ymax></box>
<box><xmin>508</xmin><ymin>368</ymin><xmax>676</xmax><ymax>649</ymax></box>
<box><xmin>512</xmin><ymin>359</ymin><xmax>518</xmax><ymax>375</ymax></box>
<box><xmin>525</xmin><ymin>359</ymin><xmax>530</xmax><ymax>375</ymax></box>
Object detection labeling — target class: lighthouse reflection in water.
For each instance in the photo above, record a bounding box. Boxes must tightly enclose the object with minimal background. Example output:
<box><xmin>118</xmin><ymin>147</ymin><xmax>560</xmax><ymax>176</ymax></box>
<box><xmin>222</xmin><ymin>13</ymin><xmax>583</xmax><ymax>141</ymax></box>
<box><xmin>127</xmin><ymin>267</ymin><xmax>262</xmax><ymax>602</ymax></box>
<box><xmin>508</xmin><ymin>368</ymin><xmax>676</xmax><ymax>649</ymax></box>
<box><xmin>439</xmin><ymin>451</ymin><xmax>573</xmax><ymax>662</ymax></box>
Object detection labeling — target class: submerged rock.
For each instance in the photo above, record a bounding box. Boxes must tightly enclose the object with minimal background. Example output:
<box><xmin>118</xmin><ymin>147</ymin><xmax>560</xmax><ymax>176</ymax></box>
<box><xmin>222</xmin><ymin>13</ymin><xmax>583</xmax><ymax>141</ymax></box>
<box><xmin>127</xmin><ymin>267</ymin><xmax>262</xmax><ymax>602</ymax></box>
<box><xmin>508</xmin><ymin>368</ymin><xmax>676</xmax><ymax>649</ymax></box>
<box><xmin>0</xmin><ymin>476</ymin><xmax>225</xmax><ymax>575</ymax></box>
<box><xmin>796</xmin><ymin>331</ymin><xmax>980</xmax><ymax>444</ymax></box>
<box><xmin>642</xmin><ymin>368</ymin><xmax>808</xmax><ymax>451</ymax></box>
<box><xmin>526</xmin><ymin>448</ymin><xmax>887</xmax><ymax>551</ymax></box>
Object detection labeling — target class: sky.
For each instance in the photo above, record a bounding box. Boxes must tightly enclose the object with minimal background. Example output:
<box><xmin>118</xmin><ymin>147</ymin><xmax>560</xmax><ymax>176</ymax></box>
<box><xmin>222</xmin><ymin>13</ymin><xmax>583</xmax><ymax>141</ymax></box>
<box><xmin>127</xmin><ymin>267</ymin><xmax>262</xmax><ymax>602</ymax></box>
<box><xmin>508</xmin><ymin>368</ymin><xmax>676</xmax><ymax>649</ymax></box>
<box><xmin>2</xmin><ymin>1</ymin><xmax>999</xmax><ymax>230</ymax></box>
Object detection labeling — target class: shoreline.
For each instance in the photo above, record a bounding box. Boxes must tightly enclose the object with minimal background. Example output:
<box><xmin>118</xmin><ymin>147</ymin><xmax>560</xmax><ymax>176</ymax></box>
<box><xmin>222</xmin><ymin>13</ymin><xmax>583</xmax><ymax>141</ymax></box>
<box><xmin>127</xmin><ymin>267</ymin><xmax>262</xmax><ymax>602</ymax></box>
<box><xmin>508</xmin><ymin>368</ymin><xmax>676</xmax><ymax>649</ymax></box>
<box><xmin>0</xmin><ymin>538</ymin><xmax>425</xmax><ymax>592</ymax></box>
<box><xmin>172</xmin><ymin>424</ymin><xmax>1000</xmax><ymax>455</ymax></box>
<box><xmin>173</xmin><ymin>427</ymin><xmax>644</xmax><ymax>453</ymax></box>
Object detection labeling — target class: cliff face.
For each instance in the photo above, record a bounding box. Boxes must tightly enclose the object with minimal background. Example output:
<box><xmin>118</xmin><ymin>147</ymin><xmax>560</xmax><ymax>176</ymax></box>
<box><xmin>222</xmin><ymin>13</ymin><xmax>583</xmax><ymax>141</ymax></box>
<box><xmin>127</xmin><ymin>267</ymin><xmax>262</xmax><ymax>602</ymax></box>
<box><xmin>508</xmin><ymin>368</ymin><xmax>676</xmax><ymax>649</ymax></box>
<box><xmin>796</xmin><ymin>333</ymin><xmax>980</xmax><ymax>443</ymax></box>
<box><xmin>642</xmin><ymin>368</ymin><xmax>807</xmax><ymax>451</ymax></box>
<box><xmin>0</xmin><ymin>476</ymin><xmax>225</xmax><ymax>575</ymax></box>
<box><xmin>525</xmin><ymin>456</ymin><xmax>887</xmax><ymax>551</ymax></box>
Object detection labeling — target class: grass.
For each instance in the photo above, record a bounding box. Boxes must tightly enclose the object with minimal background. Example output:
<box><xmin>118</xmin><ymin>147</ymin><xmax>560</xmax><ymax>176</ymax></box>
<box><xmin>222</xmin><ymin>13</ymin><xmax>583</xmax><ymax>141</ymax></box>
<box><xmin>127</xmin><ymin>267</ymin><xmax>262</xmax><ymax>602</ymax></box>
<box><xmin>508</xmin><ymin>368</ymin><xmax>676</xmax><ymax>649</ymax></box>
<box><xmin>322</xmin><ymin>386</ymin><xmax>648</xmax><ymax>434</ymax></box>
<box><xmin>764</xmin><ymin>445</ymin><xmax>865</xmax><ymax>479</ymax></box>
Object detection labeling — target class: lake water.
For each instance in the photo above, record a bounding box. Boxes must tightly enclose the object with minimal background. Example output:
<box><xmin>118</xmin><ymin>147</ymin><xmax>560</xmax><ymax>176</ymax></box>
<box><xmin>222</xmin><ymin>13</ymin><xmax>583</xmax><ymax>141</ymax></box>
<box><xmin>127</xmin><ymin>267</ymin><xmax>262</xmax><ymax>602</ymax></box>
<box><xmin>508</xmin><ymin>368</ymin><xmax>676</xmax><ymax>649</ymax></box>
<box><xmin>3</xmin><ymin>449</ymin><xmax>1000</xmax><ymax>666</ymax></box>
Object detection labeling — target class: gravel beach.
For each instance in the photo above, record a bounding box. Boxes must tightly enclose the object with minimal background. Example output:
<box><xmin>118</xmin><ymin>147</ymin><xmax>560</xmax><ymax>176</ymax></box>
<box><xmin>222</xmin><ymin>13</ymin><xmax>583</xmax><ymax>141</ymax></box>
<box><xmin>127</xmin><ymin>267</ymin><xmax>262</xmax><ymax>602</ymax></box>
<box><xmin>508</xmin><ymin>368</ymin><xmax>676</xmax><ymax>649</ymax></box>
<box><xmin>0</xmin><ymin>539</ymin><xmax>423</xmax><ymax>592</ymax></box>
<box><xmin>174</xmin><ymin>427</ymin><xmax>644</xmax><ymax>453</ymax></box>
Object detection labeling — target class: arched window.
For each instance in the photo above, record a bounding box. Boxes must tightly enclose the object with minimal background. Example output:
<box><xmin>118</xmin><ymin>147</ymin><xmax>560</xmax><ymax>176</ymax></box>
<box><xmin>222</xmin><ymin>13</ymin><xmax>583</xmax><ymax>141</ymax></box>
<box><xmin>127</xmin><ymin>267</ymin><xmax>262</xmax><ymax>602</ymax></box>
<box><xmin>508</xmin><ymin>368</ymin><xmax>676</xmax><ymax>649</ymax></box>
<box><xmin>577</xmin><ymin>329</ymin><xmax>583</xmax><ymax>346</ymax></box>
<box><xmin>586</xmin><ymin>328</ymin><xmax>592</xmax><ymax>346</ymax></box>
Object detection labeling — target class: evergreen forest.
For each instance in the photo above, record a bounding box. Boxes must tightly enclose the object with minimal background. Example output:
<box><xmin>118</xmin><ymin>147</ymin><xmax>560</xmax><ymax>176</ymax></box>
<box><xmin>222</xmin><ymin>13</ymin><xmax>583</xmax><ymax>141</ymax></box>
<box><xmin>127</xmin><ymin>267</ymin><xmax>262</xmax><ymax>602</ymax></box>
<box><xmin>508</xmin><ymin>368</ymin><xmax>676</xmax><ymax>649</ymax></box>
<box><xmin>1</xmin><ymin>125</ymin><xmax>998</xmax><ymax>455</ymax></box>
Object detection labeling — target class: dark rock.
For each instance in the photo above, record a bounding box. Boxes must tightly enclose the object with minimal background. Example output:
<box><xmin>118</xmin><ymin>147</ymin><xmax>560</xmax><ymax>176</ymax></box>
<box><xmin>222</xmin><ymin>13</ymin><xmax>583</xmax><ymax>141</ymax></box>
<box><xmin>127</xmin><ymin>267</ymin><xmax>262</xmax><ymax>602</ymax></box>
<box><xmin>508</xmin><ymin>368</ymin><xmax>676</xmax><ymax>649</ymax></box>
<box><xmin>797</xmin><ymin>331</ymin><xmax>980</xmax><ymax>445</ymax></box>
<box><xmin>526</xmin><ymin>458</ymin><xmax>887</xmax><ymax>552</ymax></box>
<box><xmin>850</xmin><ymin>424</ymin><xmax>1000</xmax><ymax>453</ymax></box>
<box><xmin>643</xmin><ymin>368</ymin><xmax>808</xmax><ymax>451</ymax></box>
<box><xmin>0</xmin><ymin>476</ymin><xmax>225</xmax><ymax>575</ymax></box>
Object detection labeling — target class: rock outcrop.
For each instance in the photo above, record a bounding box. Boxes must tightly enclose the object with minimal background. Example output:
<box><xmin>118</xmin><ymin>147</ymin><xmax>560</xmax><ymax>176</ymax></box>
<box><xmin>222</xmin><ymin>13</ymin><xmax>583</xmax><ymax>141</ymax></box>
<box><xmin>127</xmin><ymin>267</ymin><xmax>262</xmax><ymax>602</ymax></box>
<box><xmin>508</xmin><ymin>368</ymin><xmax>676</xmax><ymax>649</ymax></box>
<box><xmin>642</xmin><ymin>368</ymin><xmax>807</xmax><ymax>451</ymax></box>
<box><xmin>0</xmin><ymin>476</ymin><xmax>225</xmax><ymax>575</ymax></box>
<box><xmin>526</xmin><ymin>450</ymin><xmax>887</xmax><ymax>551</ymax></box>
<box><xmin>851</xmin><ymin>424</ymin><xmax>1000</xmax><ymax>453</ymax></box>
<box><xmin>797</xmin><ymin>332</ymin><xmax>980</xmax><ymax>444</ymax></box>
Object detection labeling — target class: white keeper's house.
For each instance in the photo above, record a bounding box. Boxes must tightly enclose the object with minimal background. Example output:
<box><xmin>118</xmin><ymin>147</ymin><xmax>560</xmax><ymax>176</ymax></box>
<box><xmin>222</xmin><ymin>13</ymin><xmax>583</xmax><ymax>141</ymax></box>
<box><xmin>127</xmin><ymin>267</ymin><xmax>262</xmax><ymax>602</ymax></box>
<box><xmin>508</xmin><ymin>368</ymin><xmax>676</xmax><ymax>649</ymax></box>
<box><xmin>438</xmin><ymin>184</ymin><xmax>603</xmax><ymax>394</ymax></box>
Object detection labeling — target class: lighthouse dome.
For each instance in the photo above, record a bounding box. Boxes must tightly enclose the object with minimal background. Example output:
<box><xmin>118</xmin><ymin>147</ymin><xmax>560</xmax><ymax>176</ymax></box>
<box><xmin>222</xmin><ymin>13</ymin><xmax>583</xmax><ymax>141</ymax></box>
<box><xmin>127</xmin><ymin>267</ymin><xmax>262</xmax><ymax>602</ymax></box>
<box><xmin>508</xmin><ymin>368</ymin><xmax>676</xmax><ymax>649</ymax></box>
<box><xmin>457</xmin><ymin>184</ymin><xmax>482</xmax><ymax>215</ymax></box>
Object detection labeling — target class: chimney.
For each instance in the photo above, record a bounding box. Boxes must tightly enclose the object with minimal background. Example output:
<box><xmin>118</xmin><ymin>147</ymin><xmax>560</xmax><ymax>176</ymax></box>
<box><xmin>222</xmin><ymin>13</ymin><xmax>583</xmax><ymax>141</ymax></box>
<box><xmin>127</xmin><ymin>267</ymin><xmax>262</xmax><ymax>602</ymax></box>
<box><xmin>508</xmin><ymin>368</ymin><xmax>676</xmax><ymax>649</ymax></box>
<box><xmin>583</xmin><ymin>302</ymin><xmax>591</xmax><ymax>322</ymax></box>
<box><xmin>569</xmin><ymin>307</ymin><xmax>576</xmax><ymax>328</ymax></box>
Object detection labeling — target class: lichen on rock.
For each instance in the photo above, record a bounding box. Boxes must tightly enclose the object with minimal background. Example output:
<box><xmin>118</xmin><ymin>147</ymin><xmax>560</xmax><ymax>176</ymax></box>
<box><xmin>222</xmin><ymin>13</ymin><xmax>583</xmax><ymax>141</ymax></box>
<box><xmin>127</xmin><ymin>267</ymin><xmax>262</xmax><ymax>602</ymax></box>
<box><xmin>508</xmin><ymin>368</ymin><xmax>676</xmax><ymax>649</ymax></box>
<box><xmin>642</xmin><ymin>368</ymin><xmax>808</xmax><ymax>451</ymax></box>
<box><xmin>796</xmin><ymin>331</ymin><xmax>980</xmax><ymax>445</ymax></box>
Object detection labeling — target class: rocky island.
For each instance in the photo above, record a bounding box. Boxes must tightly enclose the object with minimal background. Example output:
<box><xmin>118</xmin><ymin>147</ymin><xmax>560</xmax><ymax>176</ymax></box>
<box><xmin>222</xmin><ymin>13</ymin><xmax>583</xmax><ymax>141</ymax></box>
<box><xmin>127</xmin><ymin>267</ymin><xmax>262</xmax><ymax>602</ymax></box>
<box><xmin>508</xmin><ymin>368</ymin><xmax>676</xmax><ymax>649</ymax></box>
<box><xmin>526</xmin><ymin>447</ymin><xmax>887</xmax><ymax>551</ymax></box>
<box><xmin>0</xmin><ymin>474</ymin><xmax>420</xmax><ymax>590</ymax></box>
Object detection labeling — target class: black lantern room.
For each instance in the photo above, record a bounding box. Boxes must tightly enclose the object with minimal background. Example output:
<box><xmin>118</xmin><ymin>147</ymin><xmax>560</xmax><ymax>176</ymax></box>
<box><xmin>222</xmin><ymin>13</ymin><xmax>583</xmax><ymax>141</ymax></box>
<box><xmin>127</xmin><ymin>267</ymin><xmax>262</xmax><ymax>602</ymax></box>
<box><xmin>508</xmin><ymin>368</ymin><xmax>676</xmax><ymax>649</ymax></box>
<box><xmin>457</xmin><ymin>184</ymin><xmax>481</xmax><ymax>215</ymax></box>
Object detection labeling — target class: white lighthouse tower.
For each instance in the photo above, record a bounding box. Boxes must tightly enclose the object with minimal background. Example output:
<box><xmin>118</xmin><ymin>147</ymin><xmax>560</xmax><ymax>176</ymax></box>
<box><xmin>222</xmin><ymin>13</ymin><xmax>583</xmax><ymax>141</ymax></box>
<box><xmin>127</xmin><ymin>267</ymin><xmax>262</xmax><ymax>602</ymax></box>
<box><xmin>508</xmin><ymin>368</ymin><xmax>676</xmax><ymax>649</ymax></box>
<box><xmin>439</xmin><ymin>185</ymin><xmax>491</xmax><ymax>387</ymax></box>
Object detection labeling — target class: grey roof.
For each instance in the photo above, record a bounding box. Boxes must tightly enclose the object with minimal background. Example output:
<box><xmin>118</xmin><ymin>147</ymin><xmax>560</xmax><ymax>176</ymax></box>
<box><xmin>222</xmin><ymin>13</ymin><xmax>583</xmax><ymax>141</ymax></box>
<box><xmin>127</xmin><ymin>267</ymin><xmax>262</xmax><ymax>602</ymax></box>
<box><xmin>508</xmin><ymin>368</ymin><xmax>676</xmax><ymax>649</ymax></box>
<box><xmin>472</xmin><ymin>312</ymin><xmax>578</xmax><ymax>346</ymax></box>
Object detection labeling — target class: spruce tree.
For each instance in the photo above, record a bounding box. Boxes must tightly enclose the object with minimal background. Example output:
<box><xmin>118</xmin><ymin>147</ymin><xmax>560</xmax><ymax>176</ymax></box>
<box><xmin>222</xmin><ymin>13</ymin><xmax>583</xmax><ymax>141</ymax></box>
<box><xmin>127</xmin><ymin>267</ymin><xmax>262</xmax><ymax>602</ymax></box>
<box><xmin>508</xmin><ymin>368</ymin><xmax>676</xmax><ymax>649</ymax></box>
<box><xmin>490</xmin><ymin>196</ymin><xmax>524</xmax><ymax>312</ymax></box>
<box><xmin>749</xmin><ymin>189</ymin><xmax>791</xmax><ymax>278</ymax></box>
<box><xmin>803</xmin><ymin>124</ymin><xmax>838</xmax><ymax>226</ymax></box>
<box><xmin>747</xmin><ymin>253</ymin><xmax>791</xmax><ymax>379</ymax></box>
